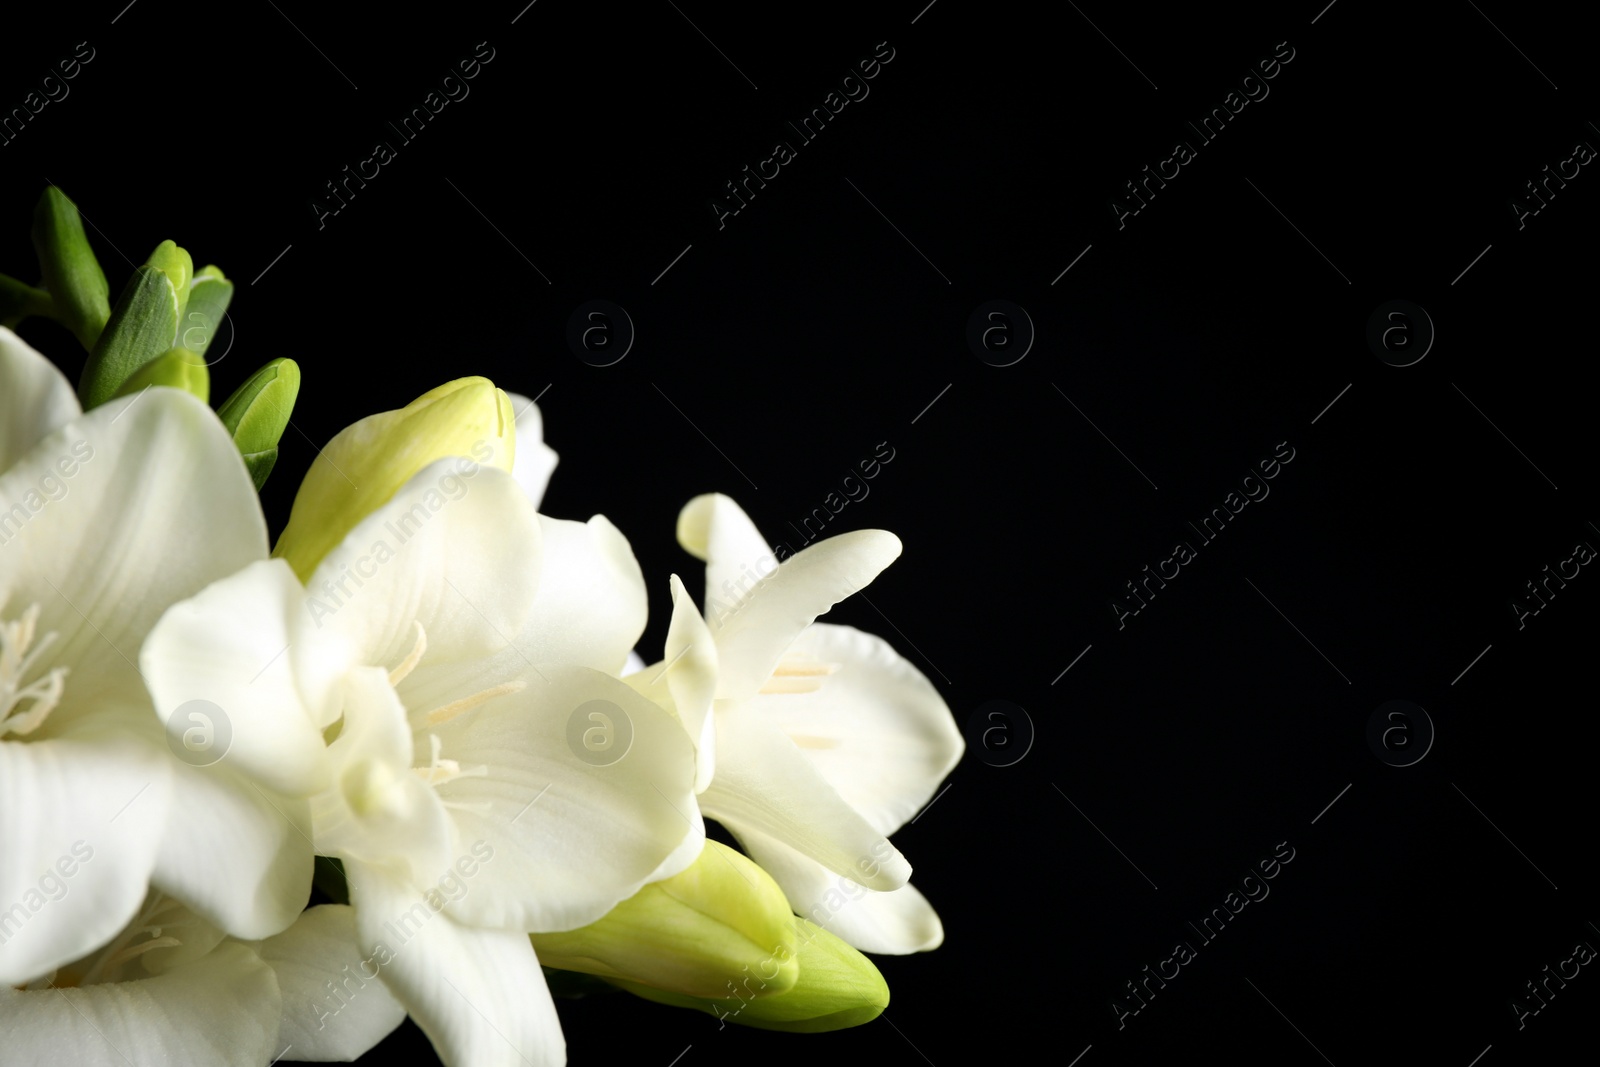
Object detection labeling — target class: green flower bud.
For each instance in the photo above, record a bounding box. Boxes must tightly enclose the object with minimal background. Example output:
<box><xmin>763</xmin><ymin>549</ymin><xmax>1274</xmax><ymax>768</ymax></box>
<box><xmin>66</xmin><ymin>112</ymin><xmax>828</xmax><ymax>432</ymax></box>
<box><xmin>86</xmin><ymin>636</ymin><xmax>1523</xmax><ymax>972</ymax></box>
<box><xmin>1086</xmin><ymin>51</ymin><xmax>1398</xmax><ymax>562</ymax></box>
<box><xmin>30</xmin><ymin>186</ymin><xmax>110</xmax><ymax>349</ymax></box>
<box><xmin>218</xmin><ymin>358</ymin><xmax>300</xmax><ymax>491</ymax></box>
<box><xmin>111</xmin><ymin>347</ymin><xmax>209</xmax><ymax>404</ymax></box>
<box><xmin>177</xmin><ymin>265</ymin><xmax>233</xmax><ymax>359</ymax></box>
<box><xmin>271</xmin><ymin>377</ymin><xmax>515</xmax><ymax>580</ymax></box>
<box><xmin>612</xmin><ymin>918</ymin><xmax>891</xmax><ymax>1033</ymax></box>
<box><xmin>532</xmin><ymin>841</ymin><xmax>798</xmax><ymax>999</ymax></box>
<box><xmin>78</xmin><ymin>240</ymin><xmax>194</xmax><ymax>409</ymax></box>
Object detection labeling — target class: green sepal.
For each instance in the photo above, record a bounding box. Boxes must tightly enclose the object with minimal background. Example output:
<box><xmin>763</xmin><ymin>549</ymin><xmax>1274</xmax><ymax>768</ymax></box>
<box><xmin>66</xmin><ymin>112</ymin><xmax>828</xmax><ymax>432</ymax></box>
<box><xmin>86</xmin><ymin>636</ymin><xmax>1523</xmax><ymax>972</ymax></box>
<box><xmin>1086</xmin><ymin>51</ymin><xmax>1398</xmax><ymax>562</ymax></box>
<box><xmin>112</xmin><ymin>347</ymin><xmax>209</xmax><ymax>404</ymax></box>
<box><xmin>30</xmin><ymin>186</ymin><xmax>110</xmax><ymax>349</ymax></box>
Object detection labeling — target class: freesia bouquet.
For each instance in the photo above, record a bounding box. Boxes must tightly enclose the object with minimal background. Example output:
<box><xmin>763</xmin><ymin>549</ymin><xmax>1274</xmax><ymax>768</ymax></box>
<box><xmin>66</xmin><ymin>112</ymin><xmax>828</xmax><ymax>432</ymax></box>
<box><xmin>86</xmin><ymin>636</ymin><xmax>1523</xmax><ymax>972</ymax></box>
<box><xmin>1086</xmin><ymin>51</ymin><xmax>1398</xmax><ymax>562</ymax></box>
<box><xmin>0</xmin><ymin>187</ymin><xmax>962</xmax><ymax>1065</ymax></box>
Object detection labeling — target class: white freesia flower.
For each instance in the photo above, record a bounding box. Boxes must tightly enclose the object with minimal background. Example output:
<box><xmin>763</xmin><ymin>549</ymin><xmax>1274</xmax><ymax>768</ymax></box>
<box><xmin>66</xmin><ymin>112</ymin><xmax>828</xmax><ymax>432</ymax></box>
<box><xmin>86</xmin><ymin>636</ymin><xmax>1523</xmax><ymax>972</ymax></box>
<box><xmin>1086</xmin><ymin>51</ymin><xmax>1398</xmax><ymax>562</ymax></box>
<box><xmin>0</xmin><ymin>327</ymin><xmax>308</xmax><ymax>989</ymax></box>
<box><xmin>0</xmin><ymin>895</ymin><xmax>404</xmax><ymax>1066</ymax></box>
<box><xmin>636</xmin><ymin>493</ymin><xmax>963</xmax><ymax>955</ymax></box>
<box><xmin>142</xmin><ymin>449</ymin><xmax>702</xmax><ymax>1066</ymax></box>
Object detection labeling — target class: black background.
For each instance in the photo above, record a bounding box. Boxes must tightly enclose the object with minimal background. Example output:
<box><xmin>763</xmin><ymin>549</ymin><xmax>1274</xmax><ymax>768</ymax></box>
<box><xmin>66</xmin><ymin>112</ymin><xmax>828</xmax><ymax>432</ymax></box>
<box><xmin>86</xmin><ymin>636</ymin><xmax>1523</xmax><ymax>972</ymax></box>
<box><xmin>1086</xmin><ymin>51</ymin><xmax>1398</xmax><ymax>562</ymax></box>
<box><xmin>4</xmin><ymin>1</ymin><xmax>1597</xmax><ymax>1065</ymax></box>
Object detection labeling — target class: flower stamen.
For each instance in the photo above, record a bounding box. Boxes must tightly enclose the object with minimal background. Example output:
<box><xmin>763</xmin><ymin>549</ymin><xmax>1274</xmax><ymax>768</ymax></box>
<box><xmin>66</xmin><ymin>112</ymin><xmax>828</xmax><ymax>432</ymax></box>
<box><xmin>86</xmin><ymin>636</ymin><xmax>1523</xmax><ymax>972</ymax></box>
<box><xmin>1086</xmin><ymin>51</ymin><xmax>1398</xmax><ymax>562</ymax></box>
<box><xmin>0</xmin><ymin>603</ymin><xmax>69</xmax><ymax>738</ymax></box>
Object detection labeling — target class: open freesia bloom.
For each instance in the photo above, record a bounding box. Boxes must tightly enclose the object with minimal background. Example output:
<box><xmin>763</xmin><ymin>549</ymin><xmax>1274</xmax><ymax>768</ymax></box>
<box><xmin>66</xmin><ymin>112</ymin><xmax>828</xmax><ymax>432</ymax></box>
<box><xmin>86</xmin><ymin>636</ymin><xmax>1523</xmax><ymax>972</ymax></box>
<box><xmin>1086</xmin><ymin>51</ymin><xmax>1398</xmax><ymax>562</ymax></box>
<box><xmin>634</xmin><ymin>493</ymin><xmax>963</xmax><ymax>955</ymax></box>
<box><xmin>0</xmin><ymin>895</ymin><xmax>404</xmax><ymax>1066</ymax></box>
<box><xmin>142</xmin><ymin>394</ymin><xmax>703</xmax><ymax>1066</ymax></box>
<box><xmin>0</xmin><ymin>327</ymin><xmax>307</xmax><ymax>989</ymax></box>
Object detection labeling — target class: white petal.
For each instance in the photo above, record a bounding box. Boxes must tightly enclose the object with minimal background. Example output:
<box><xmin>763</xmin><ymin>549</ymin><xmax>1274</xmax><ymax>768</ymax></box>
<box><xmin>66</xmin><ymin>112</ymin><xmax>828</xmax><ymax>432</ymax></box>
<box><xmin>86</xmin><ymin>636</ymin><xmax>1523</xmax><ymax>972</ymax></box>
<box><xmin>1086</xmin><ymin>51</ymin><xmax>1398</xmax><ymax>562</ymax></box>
<box><xmin>292</xmin><ymin>463</ymin><xmax>541</xmax><ymax>720</ymax></box>
<box><xmin>0</xmin><ymin>941</ymin><xmax>281</xmax><ymax>1066</ymax></box>
<box><xmin>735</xmin><ymin>824</ymin><xmax>945</xmax><ymax>954</ymax></box>
<box><xmin>314</xmin><ymin>667</ymin><xmax>452</xmax><ymax>885</ymax></box>
<box><xmin>150</xmin><ymin>760</ymin><xmax>313</xmax><ymax>941</ymax></box>
<box><xmin>675</xmin><ymin>492</ymin><xmax>778</xmax><ymax>621</ymax></box>
<box><xmin>710</xmin><ymin>529</ymin><xmax>902</xmax><ymax>702</ymax></box>
<box><xmin>251</xmin><ymin>904</ymin><xmax>406</xmax><ymax>1062</ymax></box>
<box><xmin>426</xmin><ymin>666</ymin><xmax>700</xmax><ymax>932</ymax></box>
<box><xmin>347</xmin><ymin>860</ymin><xmax>564</xmax><ymax>1067</ymax></box>
<box><xmin>0</xmin><ymin>326</ymin><xmax>79</xmax><ymax>473</ymax></box>
<box><xmin>698</xmin><ymin>708</ymin><xmax>910</xmax><ymax>891</ymax></box>
<box><xmin>753</xmin><ymin>623</ymin><xmax>962</xmax><ymax>835</ymax></box>
<box><xmin>621</xmin><ymin>650</ymin><xmax>646</xmax><ymax>676</ymax></box>
<box><xmin>0</xmin><ymin>731</ymin><xmax>173</xmax><ymax>984</ymax></box>
<box><xmin>505</xmin><ymin>392</ymin><xmax>559</xmax><ymax>509</ymax></box>
<box><xmin>516</xmin><ymin>514</ymin><xmax>646</xmax><ymax>672</ymax></box>
<box><xmin>0</xmin><ymin>388</ymin><xmax>267</xmax><ymax>713</ymax></box>
<box><xmin>627</xmin><ymin>575</ymin><xmax>718</xmax><ymax>792</ymax></box>
<box><xmin>141</xmin><ymin>558</ymin><xmax>331</xmax><ymax>796</ymax></box>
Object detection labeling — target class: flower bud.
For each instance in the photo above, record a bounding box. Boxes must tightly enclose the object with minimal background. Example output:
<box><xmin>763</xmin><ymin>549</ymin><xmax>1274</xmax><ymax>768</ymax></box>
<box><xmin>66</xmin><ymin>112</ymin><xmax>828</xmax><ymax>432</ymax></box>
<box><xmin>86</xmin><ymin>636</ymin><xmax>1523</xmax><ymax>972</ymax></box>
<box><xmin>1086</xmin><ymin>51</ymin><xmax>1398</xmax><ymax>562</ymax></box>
<box><xmin>612</xmin><ymin>917</ymin><xmax>891</xmax><ymax>1032</ymax></box>
<box><xmin>272</xmin><ymin>377</ymin><xmax>514</xmax><ymax>580</ymax></box>
<box><xmin>111</xmin><ymin>347</ymin><xmax>208</xmax><ymax>404</ymax></box>
<box><xmin>177</xmin><ymin>265</ymin><xmax>232</xmax><ymax>360</ymax></box>
<box><xmin>532</xmin><ymin>841</ymin><xmax>798</xmax><ymax>999</ymax></box>
<box><xmin>79</xmin><ymin>240</ymin><xmax>194</xmax><ymax>408</ymax></box>
<box><xmin>30</xmin><ymin>186</ymin><xmax>110</xmax><ymax>349</ymax></box>
<box><xmin>218</xmin><ymin>358</ymin><xmax>300</xmax><ymax>490</ymax></box>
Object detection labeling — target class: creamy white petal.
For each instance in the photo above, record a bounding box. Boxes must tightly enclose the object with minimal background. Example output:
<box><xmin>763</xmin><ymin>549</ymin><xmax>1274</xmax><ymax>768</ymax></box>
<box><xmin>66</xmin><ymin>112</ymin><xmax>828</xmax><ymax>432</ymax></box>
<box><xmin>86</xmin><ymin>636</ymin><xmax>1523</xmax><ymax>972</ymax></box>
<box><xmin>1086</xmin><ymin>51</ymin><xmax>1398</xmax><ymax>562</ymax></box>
<box><xmin>292</xmin><ymin>463</ymin><xmax>541</xmax><ymax>723</ymax></box>
<box><xmin>0</xmin><ymin>731</ymin><xmax>173</xmax><ymax>985</ymax></box>
<box><xmin>505</xmin><ymin>392</ymin><xmax>559</xmax><ymax>510</ymax></box>
<box><xmin>698</xmin><ymin>708</ymin><xmax>909</xmax><ymax>891</ymax></box>
<box><xmin>425</xmin><ymin>666</ymin><xmax>700</xmax><ymax>933</ymax></box>
<box><xmin>0</xmin><ymin>388</ymin><xmax>267</xmax><ymax>714</ymax></box>
<box><xmin>0</xmin><ymin>941</ymin><xmax>280</xmax><ymax>1066</ymax></box>
<box><xmin>0</xmin><ymin>326</ymin><xmax>79</xmax><ymax>473</ymax></box>
<box><xmin>752</xmin><ymin>623</ymin><xmax>962</xmax><ymax>835</ymax></box>
<box><xmin>666</xmin><ymin>575</ymin><xmax>718</xmax><ymax>794</ymax></box>
<box><xmin>621</xmin><ymin>650</ymin><xmax>646</xmax><ymax>676</ymax></box>
<box><xmin>252</xmin><ymin>904</ymin><xmax>406</xmax><ymax>1062</ymax></box>
<box><xmin>347</xmin><ymin>860</ymin><xmax>564</xmax><ymax>1067</ymax></box>
<box><xmin>515</xmin><ymin>514</ymin><xmax>646</xmax><ymax>673</ymax></box>
<box><xmin>314</xmin><ymin>668</ymin><xmax>452</xmax><ymax>886</ymax></box>
<box><xmin>709</xmin><ymin>529</ymin><xmax>902</xmax><ymax>702</ymax></box>
<box><xmin>151</xmin><ymin>760</ymin><xmax>313</xmax><ymax>941</ymax></box>
<box><xmin>141</xmin><ymin>558</ymin><xmax>331</xmax><ymax>796</ymax></box>
<box><xmin>675</xmin><ymin>492</ymin><xmax>778</xmax><ymax>623</ymax></box>
<box><xmin>735</xmin><ymin>824</ymin><xmax>945</xmax><ymax>954</ymax></box>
